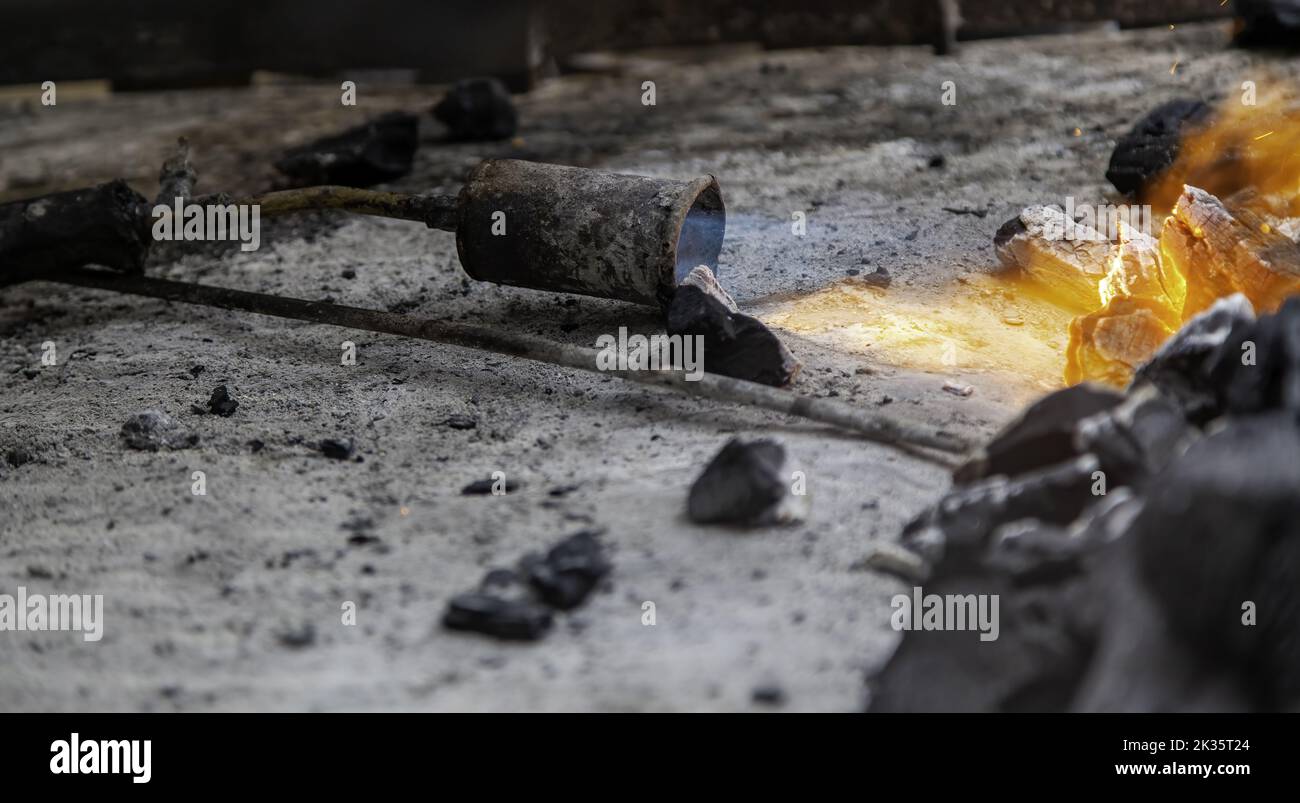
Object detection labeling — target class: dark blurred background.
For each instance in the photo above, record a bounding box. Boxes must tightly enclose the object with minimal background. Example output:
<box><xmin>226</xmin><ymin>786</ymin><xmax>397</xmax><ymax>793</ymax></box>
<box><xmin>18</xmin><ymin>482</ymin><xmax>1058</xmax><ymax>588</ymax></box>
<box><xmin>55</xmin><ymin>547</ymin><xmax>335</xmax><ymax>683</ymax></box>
<box><xmin>1</xmin><ymin>0</ymin><xmax>1237</xmax><ymax>91</ymax></box>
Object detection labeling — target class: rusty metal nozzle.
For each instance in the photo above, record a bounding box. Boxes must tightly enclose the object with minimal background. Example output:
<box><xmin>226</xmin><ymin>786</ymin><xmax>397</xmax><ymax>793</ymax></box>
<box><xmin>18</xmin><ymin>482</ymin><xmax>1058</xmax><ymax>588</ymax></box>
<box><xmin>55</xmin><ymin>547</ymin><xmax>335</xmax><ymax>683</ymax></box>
<box><xmin>455</xmin><ymin>159</ymin><xmax>725</xmax><ymax>307</ymax></box>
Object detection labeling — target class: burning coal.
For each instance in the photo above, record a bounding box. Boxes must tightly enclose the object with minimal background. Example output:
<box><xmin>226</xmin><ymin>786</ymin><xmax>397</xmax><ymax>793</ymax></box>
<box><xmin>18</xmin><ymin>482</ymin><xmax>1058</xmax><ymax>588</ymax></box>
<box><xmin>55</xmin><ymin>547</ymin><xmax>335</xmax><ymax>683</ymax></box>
<box><xmin>998</xmin><ymin>91</ymin><xmax>1300</xmax><ymax>387</ymax></box>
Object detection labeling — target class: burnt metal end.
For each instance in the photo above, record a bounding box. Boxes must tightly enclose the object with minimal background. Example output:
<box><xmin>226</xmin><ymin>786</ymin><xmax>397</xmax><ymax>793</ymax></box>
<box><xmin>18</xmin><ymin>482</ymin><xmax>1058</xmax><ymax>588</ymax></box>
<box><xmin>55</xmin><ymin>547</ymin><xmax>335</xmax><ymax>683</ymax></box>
<box><xmin>455</xmin><ymin>159</ymin><xmax>726</xmax><ymax>307</ymax></box>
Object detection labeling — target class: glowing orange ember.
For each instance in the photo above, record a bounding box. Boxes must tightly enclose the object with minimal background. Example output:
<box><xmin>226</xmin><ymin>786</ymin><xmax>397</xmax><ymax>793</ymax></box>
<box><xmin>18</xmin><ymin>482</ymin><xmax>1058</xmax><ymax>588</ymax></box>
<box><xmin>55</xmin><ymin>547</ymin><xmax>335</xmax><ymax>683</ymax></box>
<box><xmin>1025</xmin><ymin>93</ymin><xmax>1300</xmax><ymax>387</ymax></box>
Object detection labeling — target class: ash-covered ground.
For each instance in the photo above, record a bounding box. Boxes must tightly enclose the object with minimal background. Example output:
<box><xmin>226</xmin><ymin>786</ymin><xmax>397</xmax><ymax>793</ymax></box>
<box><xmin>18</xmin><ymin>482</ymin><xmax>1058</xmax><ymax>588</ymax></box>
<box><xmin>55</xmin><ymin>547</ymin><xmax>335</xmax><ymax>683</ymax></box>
<box><xmin>0</xmin><ymin>21</ymin><xmax>1271</xmax><ymax>711</ymax></box>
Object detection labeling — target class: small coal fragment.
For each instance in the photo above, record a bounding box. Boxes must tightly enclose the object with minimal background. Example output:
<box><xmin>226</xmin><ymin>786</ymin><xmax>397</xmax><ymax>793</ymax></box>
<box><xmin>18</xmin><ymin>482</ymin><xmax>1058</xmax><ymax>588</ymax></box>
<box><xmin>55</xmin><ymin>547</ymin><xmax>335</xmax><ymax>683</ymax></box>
<box><xmin>1233</xmin><ymin>0</ymin><xmax>1300</xmax><ymax>48</ymax></box>
<box><xmin>1075</xmin><ymin>384</ymin><xmax>1192</xmax><ymax>488</ymax></box>
<box><xmin>522</xmin><ymin>530</ymin><xmax>611</xmax><ymax>610</ymax></box>
<box><xmin>318</xmin><ymin>438</ymin><xmax>354</xmax><ymax>460</ymax></box>
<box><xmin>432</xmin><ymin>78</ymin><xmax>518</xmax><ymax>141</ymax></box>
<box><xmin>1132</xmin><ymin>293</ymin><xmax>1255</xmax><ymax>422</ymax></box>
<box><xmin>193</xmin><ymin>384</ymin><xmax>239</xmax><ymax>417</ymax></box>
<box><xmin>1105</xmin><ymin>98</ymin><xmax>1211</xmax><ymax>199</ymax></box>
<box><xmin>687</xmin><ymin>438</ymin><xmax>799</xmax><ymax>526</ymax></box>
<box><xmin>678</xmin><ymin>264</ymin><xmax>738</xmax><ymax>313</ymax></box>
<box><xmin>5</xmin><ymin>448</ymin><xmax>33</xmax><ymax>468</ymax></box>
<box><xmin>442</xmin><ymin>413</ymin><xmax>477</xmax><ymax>430</ymax></box>
<box><xmin>0</xmin><ymin>180</ymin><xmax>150</xmax><ymax>285</ymax></box>
<box><xmin>443</xmin><ymin>592</ymin><xmax>553</xmax><ymax>641</ymax></box>
<box><xmin>752</xmin><ymin>684</ymin><xmax>786</xmax><ymax>705</ymax></box>
<box><xmin>120</xmin><ymin>410</ymin><xmax>199</xmax><ymax>451</ymax></box>
<box><xmin>275</xmin><ymin>111</ymin><xmax>419</xmax><ymax>188</ymax></box>
<box><xmin>1204</xmin><ymin>296</ymin><xmax>1300</xmax><ymax>417</ymax></box>
<box><xmin>667</xmin><ymin>285</ymin><xmax>800</xmax><ymax>387</ymax></box>
<box><xmin>462</xmin><ymin>476</ymin><xmax>521</xmax><ymax>495</ymax></box>
<box><xmin>858</xmin><ymin>266</ymin><xmax>892</xmax><ymax>289</ymax></box>
<box><xmin>442</xmin><ymin>531</ymin><xmax>613</xmax><ymax>641</ymax></box>
<box><xmin>993</xmin><ymin>214</ymin><xmax>1027</xmax><ymax>250</ymax></box>
<box><xmin>954</xmin><ymin>383</ymin><xmax>1123</xmax><ymax>484</ymax></box>
<box><xmin>277</xmin><ymin>624</ymin><xmax>317</xmax><ymax>649</ymax></box>
<box><xmin>902</xmin><ymin>455</ymin><xmax>1102</xmax><ymax>562</ymax></box>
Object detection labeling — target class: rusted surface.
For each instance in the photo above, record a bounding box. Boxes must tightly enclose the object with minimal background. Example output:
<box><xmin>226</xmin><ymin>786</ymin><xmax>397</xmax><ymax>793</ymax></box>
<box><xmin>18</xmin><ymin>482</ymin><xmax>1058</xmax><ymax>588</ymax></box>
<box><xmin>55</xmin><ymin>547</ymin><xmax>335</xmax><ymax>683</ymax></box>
<box><xmin>455</xmin><ymin>159</ymin><xmax>725</xmax><ymax>307</ymax></box>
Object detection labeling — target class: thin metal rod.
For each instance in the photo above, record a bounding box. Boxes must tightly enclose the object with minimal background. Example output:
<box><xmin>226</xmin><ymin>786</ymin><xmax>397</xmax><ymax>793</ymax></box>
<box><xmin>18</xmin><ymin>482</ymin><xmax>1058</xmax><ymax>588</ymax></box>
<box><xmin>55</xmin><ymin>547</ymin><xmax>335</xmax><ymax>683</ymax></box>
<box><xmin>159</xmin><ymin>138</ymin><xmax>458</xmax><ymax>230</ymax></box>
<box><xmin>45</xmin><ymin>269</ymin><xmax>972</xmax><ymax>455</ymax></box>
<box><xmin>198</xmin><ymin>187</ymin><xmax>459</xmax><ymax>231</ymax></box>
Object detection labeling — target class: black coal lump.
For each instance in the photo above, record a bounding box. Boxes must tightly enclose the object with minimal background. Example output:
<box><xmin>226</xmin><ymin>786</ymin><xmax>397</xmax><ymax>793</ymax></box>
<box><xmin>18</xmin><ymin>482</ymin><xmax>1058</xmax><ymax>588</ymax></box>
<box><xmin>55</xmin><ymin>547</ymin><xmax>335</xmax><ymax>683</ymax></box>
<box><xmin>687</xmin><ymin>438</ymin><xmax>789</xmax><ymax>525</ymax></box>
<box><xmin>275</xmin><ymin>111</ymin><xmax>419</xmax><ymax>188</ymax></box>
<box><xmin>522</xmin><ymin>530</ymin><xmax>611</xmax><ymax>610</ymax></box>
<box><xmin>1105</xmin><ymin>98</ymin><xmax>1211</xmax><ymax>199</ymax></box>
<box><xmin>0</xmin><ymin>180</ymin><xmax>150</xmax><ymax>284</ymax></box>
<box><xmin>432</xmin><ymin>78</ymin><xmax>518</xmax><ymax>141</ymax></box>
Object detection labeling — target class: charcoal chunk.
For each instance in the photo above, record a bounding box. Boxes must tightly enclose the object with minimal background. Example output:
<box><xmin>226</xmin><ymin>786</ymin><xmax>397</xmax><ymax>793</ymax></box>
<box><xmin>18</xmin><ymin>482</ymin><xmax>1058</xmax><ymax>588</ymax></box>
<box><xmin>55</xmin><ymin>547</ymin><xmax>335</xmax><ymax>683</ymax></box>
<box><xmin>954</xmin><ymin>383</ymin><xmax>1123</xmax><ymax>484</ymax></box>
<box><xmin>751</xmin><ymin>685</ymin><xmax>786</xmax><ymax>705</ymax></box>
<box><xmin>5</xmin><ymin>448</ymin><xmax>34</xmax><ymax>468</ymax></box>
<box><xmin>443</xmin><ymin>530</ymin><xmax>613</xmax><ymax>641</ymax></box>
<box><xmin>522</xmin><ymin>530</ymin><xmax>611</xmax><ymax>610</ymax></box>
<box><xmin>1132</xmin><ymin>293</ymin><xmax>1255</xmax><ymax>422</ymax></box>
<box><xmin>903</xmin><ymin>455</ymin><xmax>1102</xmax><ymax>562</ymax></box>
<box><xmin>275</xmin><ymin>111</ymin><xmax>419</xmax><ymax>188</ymax></box>
<box><xmin>1105</xmin><ymin>98</ymin><xmax>1211</xmax><ymax>199</ymax></box>
<box><xmin>868</xmin><ymin>535</ymin><xmax>1100</xmax><ymax>713</ymax></box>
<box><xmin>870</xmin><ymin>495</ymin><xmax>1138</xmax><ymax>713</ymax></box>
<box><xmin>443</xmin><ymin>592</ymin><xmax>553</xmax><ymax>641</ymax></box>
<box><xmin>318</xmin><ymin>438</ymin><xmax>354</xmax><ymax>460</ymax></box>
<box><xmin>1075</xmin><ymin>385</ymin><xmax>1192</xmax><ymax>488</ymax></box>
<box><xmin>1135</xmin><ymin>415</ymin><xmax>1300</xmax><ymax>708</ymax></box>
<box><xmin>1071</xmin><ymin>532</ymin><xmax>1255</xmax><ymax>713</ymax></box>
<box><xmin>432</xmin><ymin>78</ymin><xmax>518</xmax><ymax>141</ymax></box>
<box><xmin>0</xmin><ymin>180</ymin><xmax>150</xmax><ymax>285</ymax></box>
<box><xmin>121</xmin><ymin>410</ymin><xmax>198</xmax><ymax>451</ymax></box>
<box><xmin>992</xmin><ymin>214</ymin><xmax>1027</xmax><ymax>250</ymax></box>
<box><xmin>667</xmin><ymin>285</ymin><xmax>800</xmax><ymax>387</ymax></box>
<box><xmin>462</xmin><ymin>476</ymin><xmax>521</xmax><ymax>495</ymax></box>
<box><xmin>277</xmin><ymin>624</ymin><xmax>317</xmax><ymax>649</ymax></box>
<box><xmin>1205</xmin><ymin>295</ymin><xmax>1300</xmax><ymax>416</ymax></box>
<box><xmin>194</xmin><ymin>384</ymin><xmax>239</xmax><ymax>417</ymax></box>
<box><xmin>687</xmin><ymin>438</ymin><xmax>795</xmax><ymax>526</ymax></box>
